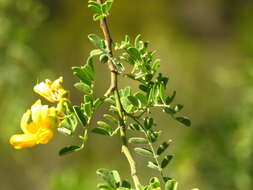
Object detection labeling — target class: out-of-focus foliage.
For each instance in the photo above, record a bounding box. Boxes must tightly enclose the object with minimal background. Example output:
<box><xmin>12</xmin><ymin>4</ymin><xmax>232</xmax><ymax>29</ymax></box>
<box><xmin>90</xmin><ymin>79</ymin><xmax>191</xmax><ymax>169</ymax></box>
<box><xmin>0</xmin><ymin>0</ymin><xmax>48</xmax><ymax>137</ymax></box>
<box><xmin>1</xmin><ymin>0</ymin><xmax>253</xmax><ymax>190</ymax></box>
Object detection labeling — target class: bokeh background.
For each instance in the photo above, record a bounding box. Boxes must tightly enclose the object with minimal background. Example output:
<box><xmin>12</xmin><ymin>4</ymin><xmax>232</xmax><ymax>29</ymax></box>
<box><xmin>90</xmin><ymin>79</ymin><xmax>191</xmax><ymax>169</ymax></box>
<box><xmin>1</xmin><ymin>0</ymin><xmax>253</xmax><ymax>189</ymax></box>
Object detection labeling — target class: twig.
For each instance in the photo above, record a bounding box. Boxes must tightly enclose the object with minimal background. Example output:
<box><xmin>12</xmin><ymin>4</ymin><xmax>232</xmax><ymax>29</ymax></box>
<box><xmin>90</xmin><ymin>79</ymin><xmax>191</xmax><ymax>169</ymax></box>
<box><xmin>96</xmin><ymin>1</ymin><xmax>141</xmax><ymax>189</ymax></box>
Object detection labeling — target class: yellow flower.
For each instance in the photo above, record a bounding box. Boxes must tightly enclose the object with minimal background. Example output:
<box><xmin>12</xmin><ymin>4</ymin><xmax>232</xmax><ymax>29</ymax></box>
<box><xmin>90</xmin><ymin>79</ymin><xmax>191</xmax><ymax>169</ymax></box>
<box><xmin>10</xmin><ymin>100</ymin><xmax>58</xmax><ymax>149</ymax></box>
<box><xmin>33</xmin><ymin>77</ymin><xmax>68</xmax><ymax>103</ymax></box>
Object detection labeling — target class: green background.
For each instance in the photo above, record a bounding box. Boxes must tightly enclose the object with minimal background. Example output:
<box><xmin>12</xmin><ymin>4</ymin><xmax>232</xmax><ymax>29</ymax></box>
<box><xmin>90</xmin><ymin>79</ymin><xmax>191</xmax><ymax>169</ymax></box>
<box><xmin>1</xmin><ymin>0</ymin><xmax>253</xmax><ymax>189</ymax></box>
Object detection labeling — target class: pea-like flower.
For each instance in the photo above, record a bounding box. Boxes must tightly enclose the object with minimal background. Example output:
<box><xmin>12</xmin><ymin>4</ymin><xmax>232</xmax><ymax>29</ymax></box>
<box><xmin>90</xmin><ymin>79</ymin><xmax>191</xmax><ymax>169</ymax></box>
<box><xmin>10</xmin><ymin>100</ymin><xmax>59</xmax><ymax>149</ymax></box>
<box><xmin>33</xmin><ymin>77</ymin><xmax>68</xmax><ymax>103</ymax></box>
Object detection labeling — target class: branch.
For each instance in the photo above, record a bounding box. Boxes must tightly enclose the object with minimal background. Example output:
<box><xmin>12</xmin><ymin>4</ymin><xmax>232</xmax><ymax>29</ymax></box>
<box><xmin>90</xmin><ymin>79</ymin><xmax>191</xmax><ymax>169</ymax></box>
<box><xmin>96</xmin><ymin>1</ymin><xmax>141</xmax><ymax>189</ymax></box>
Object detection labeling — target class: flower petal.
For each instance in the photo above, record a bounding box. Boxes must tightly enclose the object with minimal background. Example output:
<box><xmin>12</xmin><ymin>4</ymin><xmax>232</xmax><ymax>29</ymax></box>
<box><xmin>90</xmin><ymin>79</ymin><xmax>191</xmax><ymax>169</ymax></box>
<box><xmin>9</xmin><ymin>134</ymin><xmax>37</xmax><ymax>149</ymax></box>
<box><xmin>21</xmin><ymin>110</ymin><xmax>31</xmax><ymax>133</ymax></box>
<box><xmin>36</xmin><ymin>128</ymin><xmax>54</xmax><ymax>144</ymax></box>
<box><xmin>33</xmin><ymin>77</ymin><xmax>67</xmax><ymax>102</ymax></box>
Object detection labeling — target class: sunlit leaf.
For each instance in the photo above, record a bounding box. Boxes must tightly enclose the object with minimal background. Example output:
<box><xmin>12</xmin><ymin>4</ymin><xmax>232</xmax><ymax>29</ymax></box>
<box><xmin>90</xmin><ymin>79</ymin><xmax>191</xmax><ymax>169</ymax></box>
<box><xmin>103</xmin><ymin>114</ymin><xmax>118</xmax><ymax>125</ymax></box>
<box><xmin>129</xmin><ymin>137</ymin><xmax>148</xmax><ymax>144</ymax></box>
<box><xmin>134</xmin><ymin>147</ymin><xmax>153</xmax><ymax>157</ymax></box>
<box><xmin>74</xmin><ymin>82</ymin><xmax>92</xmax><ymax>94</ymax></box>
<box><xmin>165</xmin><ymin>179</ymin><xmax>178</xmax><ymax>190</ymax></box>
<box><xmin>73</xmin><ymin>106</ymin><xmax>87</xmax><ymax>127</ymax></box>
<box><xmin>176</xmin><ymin>116</ymin><xmax>191</xmax><ymax>127</ymax></box>
<box><xmin>157</xmin><ymin>141</ymin><xmax>171</xmax><ymax>155</ymax></box>
<box><xmin>88</xmin><ymin>33</ymin><xmax>105</xmax><ymax>49</ymax></box>
<box><xmin>161</xmin><ymin>155</ymin><xmax>173</xmax><ymax>168</ymax></box>
<box><xmin>92</xmin><ymin>127</ymin><xmax>110</xmax><ymax>136</ymax></box>
<box><xmin>59</xmin><ymin>145</ymin><xmax>81</xmax><ymax>156</ymax></box>
<box><xmin>147</xmin><ymin>161</ymin><xmax>160</xmax><ymax>171</ymax></box>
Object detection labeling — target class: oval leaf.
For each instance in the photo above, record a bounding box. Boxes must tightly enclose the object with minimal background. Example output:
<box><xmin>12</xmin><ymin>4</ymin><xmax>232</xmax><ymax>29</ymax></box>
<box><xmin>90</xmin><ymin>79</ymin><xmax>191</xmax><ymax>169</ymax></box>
<box><xmin>73</xmin><ymin>106</ymin><xmax>87</xmax><ymax>127</ymax></box>
<box><xmin>157</xmin><ymin>141</ymin><xmax>171</xmax><ymax>155</ymax></box>
<box><xmin>59</xmin><ymin>145</ymin><xmax>81</xmax><ymax>156</ymax></box>
<box><xmin>161</xmin><ymin>155</ymin><xmax>173</xmax><ymax>168</ymax></box>
<box><xmin>129</xmin><ymin>137</ymin><xmax>148</xmax><ymax>144</ymax></box>
<box><xmin>134</xmin><ymin>147</ymin><xmax>153</xmax><ymax>157</ymax></box>
<box><xmin>103</xmin><ymin>114</ymin><xmax>118</xmax><ymax>125</ymax></box>
<box><xmin>165</xmin><ymin>179</ymin><xmax>178</xmax><ymax>190</ymax></box>
<box><xmin>147</xmin><ymin>161</ymin><xmax>161</xmax><ymax>171</ymax></box>
<box><xmin>176</xmin><ymin>116</ymin><xmax>191</xmax><ymax>127</ymax></box>
<box><xmin>92</xmin><ymin>127</ymin><xmax>110</xmax><ymax>136</ymax></box>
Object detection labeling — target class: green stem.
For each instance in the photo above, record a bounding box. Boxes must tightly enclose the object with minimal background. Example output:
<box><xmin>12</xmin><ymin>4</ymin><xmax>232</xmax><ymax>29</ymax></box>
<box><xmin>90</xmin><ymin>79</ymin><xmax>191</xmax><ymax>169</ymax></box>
<box><xmin>128</xmin><ymin>114</ymin><xmax>165</xmax><ymax>181</ymax></box>
<box><xmin>96</xmin><ymin>1</ymin><xmax>141</xmax><ymax>189</ymax></box>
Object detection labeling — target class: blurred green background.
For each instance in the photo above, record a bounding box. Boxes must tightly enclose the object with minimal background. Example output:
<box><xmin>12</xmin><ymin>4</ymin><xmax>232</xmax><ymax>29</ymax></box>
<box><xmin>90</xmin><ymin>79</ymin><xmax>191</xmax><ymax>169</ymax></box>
<box><xmin>1</xmin><ymin>0</ymin><xmax>253</xmax><ymax>189</ymax></box>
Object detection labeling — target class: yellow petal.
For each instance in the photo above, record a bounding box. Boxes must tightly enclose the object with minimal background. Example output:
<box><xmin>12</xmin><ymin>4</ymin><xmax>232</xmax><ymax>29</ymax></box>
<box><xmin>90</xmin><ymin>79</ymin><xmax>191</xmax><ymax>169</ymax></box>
<box><xmin>36</xmin><ymin>128</ymin><xmax>54</xmax><ymax>144</ymax></box>
<box><xmin>21</xmin><ymin>110</ymin><xmax>31</xmax><ymax>133</ymax></box>
<box><xmin>34</xmin><ymin>82</ymin><xmax>54</xmax><ymax>102</ymax></box>
<box><xmin>9</xmin><ymin>134</ymin><xmax>37</xmax><ymax>149</ymax></box>
<box><xmin>25</xmin><ymin>122</ymin><xmax>39</xmax><ymax>134</ymax></box>
<box><xmin>31</xmin><ymin>100</ymin><xmax>49</xmax><ymax>123</ymax></box>
<box><xmin>51</xmin><ymin>77</ymin><xmax>63</xmax><ymax>89</ymax></box>
<box><xmin>33</xmin><ymin>77</ymin><xmax>67</xmax><ymax>102</ymax></box>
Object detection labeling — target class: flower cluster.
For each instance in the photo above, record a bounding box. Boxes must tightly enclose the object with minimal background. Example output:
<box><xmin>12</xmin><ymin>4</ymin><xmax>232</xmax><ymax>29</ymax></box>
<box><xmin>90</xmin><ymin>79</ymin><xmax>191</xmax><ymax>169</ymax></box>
<box><xmin>10</xmin><ymin>77</ymin><xmax>68</xmax><ymax>149</ymax></box>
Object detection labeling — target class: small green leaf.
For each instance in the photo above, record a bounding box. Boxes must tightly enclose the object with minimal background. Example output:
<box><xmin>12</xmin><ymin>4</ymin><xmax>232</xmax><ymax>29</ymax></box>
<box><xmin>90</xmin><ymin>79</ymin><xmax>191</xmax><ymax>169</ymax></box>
<box><xmin>73</xmin><ymin>106</ymin><xmax>87</xmax><ymax>127</ymax></box>
<box><xmin>134</xmin><ymin>147</ymin><xmax>153</xmax><ymax>157</ymax></box>
<box><xmin>103</xmin><ymin>114</ymin><xmax>118</xmax><ymax>125</ymax></box>
<box><xmin>134</xmin><ymin>34</ymin><xmax>142</xmax><ymax>48</ymax></box>
<box><xmin>84</xmin><ymin>95</ymin><xmax>93</xmax><ymax>103</ymax></box>
<box><xmin>86</xmin><ymin>57</ymin><xmax>95</xmax><ymax>80</ymax></box>
<box><xmin>163</xmin><ymin>177</ymin><xmax>172</xmax><ymax>183</ymax></box>
<box><xmin>97</xmin><ymin>121</ymin><xmax>112</xmax><ymax>130</ymax></box>
<box><xmin>149</xmin><ymin>177</ymin><xmax>161</xmax><ymax>188</ymax></box>
<box><xmin>121</xmin><ymin>180</ymin><xmax>131</xmax><ymax>188</ymax></box>
<box><xmin>165</xmin><ymin>179</ymin><xmax>178</xmax><ymax>190</ymax></box>
<box><xmin>105</xmin><ymin>97</ymin><xmax>115</xmax><ymax>105</ymax></box>
<box><xmin>57</xmin><ymin>127</ymin><xmax>72</xmax><ymax>136</ymax></box>
<box><xmin>93</xmin><ymin>13</ymin><xmax>105</xmax><ymax>21</ymax></box>
<box><xmin>111</xmin><ymin>170</ymin><xmax>121</xmax><ymax>187</ymax></box>
<box><xmin>74</xmin><ymin>82</ymin><xmax>92</xmax><ymax>94</ymax></box>
<box><xmin>147</xmin><ymin>161</ymin><xmax>161</xmax><ymax>171</ymax></box>
<box><xmin>128</xmin><ymin>123</ymin><xmax>141</xmax><ymax>131</ymax></box>
<box><xmin>176</xmin><ymin>116</ymin><xmax>191</xmax><ymax>127</ymax></box>
<box><xmin>88</xmin><ymin>1</ymin><xmax>102</xmax><ymax>13</ymax></box>
<box><xmin>129</xmin><ymin>137</ymin><xmax>148</xmax><ymax>144</ymax></box>
<box><xmin>166</xmin><ymin>91</ymin><xmax>176</xmax><ymax>105</ymax></box>
<box><xmin>161</xmin><ymin>155</ymin><xmax>173</xmax><ymax>168</ymax></box>
<box><xmin>97</xmin><ymin>184</ymin><xmax>113</xmax><ymax>190</ymax></box>
<box><xmin>96</xmin><ymin>168</ymin><xmax>118</xmax><ymax>188</ymax></box>
<box><xmin>100</xmin><ymin>54</ymin><xmax>109</xmax><ymax>64</ymax></box>
<box><xmin>88</xmin><ymin>34</ymin><xmax>105</xmax><ymax>49</ymax></box>
<box><xmin>139</xmin><ymin>84</ymin><xmax>149</xmax><ymax>92</ymax></box>
<box><xmin>119</xmin><ymin>87</ymin><xmax>131</xmax><ymax>97</ymax></box>
<box><xmin>147</xmin><ymin>130</ymin><xmax>161</xmax><ymax>143</ymax></box>
<box><xmin>121</xmin><ymin>97</ymin><xmax>133</xmax><ymax>113</ymax></box>
<box><xmin>94</xmin><ymin>98</ymin><xmax>104</xmax><ymax>109</ymax></box>
<box><xmin>90</xmin><ymin>49</ymin><xmax>103</xmax><ymax>57</ymax></box>
<box><xmin>152</xmin><ymin>59</ymin><xmax>161</xmax><ymax>73</ymax></box>
<box><xmin>127</xmin><ymin>47</ymin><xmax>141</xmax><ymax>61</ymax></box>
<box><xmin>174</xmin><ymin>104</ymin><xmax>183</xmax><ymax>112</ymax></box>
<box><xmin>92</xmin><ymin>127</ymin><xmax>110</xmax><ymax>136</ymax></box>
<box><xmin>144</xmin><ymin>117</ymin><xmax>154</xmax><ymax>129</ymax></box>
<box><xmin>59</xmin><ymin>145</ymin><xmax>81</xmax><ymax>156</ymax></box>
<box><xmin>157</xmin><ymin>141</ymin><xmax>171</xmax><ymax>155</ymax></box>
<box><xmin>72</xmin><ymin>67</ymin><xmax>92</xmax><ymax>86</ymax></box>
<box><xmin>102</xmin><ymin>0</ymin><xmax>113</xmax><ymax>14</ymax></box>
<box><xmin>135</xmin><ymin>92</ymin><xmax>148</xmax><ymax>104</ymax></box>
<box><xmin>83</xmin><ymin>103</ymin><xmax>92</xmax><ymax>118</ymax></box>
<box><xmin>159</xmin><ymin>82</ymin><xmax>166</xmax><ymax>104</ymax></box>
<box><xmin>60</xmin><ymin>114</ymin><xmax>78</xmax><ymax>134</ymax></box>
<box><xmin>148</xmin><ymin>86</ymin><xmax>155</xmax><ymax>104</ymax></box>
<box><xmin>164</xmin><ymin>107</ymin><xmax>176</xmax><ymax>115</ymax></box>
<box><xmin>127</xmin><ymin>96</ymin><xmax>140</xmax><ymax>107</ymax></box>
